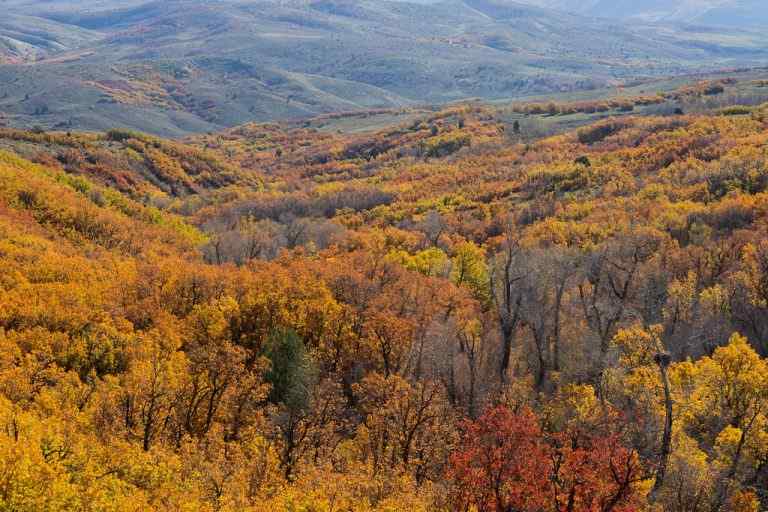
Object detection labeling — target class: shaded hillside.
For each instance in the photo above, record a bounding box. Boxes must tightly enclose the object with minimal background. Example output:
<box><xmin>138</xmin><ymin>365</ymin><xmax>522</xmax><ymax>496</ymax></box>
<box><xmin>0</xmin><ymin>127</ymin><xmax>261</xmax><ymax>198</ymax></box>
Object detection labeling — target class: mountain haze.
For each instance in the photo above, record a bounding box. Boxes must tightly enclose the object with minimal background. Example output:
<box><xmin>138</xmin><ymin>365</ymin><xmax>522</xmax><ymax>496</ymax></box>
<box><xmin>516</xmin><ymin>0</ymin><xmax>768</xmax><ymax>26</ymax></box>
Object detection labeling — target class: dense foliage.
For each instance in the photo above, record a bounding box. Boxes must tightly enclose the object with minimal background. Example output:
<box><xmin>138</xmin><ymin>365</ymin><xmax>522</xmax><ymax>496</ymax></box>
<box><xmin>2</xmin><ymin>84</ymin><xmax>768</xmax><ymax>510</ymax></box>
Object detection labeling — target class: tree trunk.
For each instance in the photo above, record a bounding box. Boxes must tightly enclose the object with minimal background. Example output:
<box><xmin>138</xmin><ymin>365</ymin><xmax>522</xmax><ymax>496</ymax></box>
<box><xmin>651</xmin><ymin>352</ymin><xmax>673</xmax><ymax>500</ymax></box>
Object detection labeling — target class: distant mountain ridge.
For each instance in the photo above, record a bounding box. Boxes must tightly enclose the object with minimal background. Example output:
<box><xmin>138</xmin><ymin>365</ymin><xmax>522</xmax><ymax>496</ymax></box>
<box><xmin>515</xmin><ymin>0</ymin><xmax>768</xmax><ymax>26</ymax></box>
<box><xmin>0</xmin><ymin>0</ymin><xmax>766</xmax><ymax>135</ymax></box>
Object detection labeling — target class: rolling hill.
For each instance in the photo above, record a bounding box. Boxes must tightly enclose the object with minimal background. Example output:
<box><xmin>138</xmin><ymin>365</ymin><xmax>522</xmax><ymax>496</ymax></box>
<box><xmin>0</xmin><ymin>0</ymin><xmax>766</xmax><ymax>135</ymax></box>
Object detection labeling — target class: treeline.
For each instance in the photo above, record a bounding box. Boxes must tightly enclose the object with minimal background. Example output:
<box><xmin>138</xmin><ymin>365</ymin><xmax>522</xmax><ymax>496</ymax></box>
<box><xmin>508</xmin><ymin>78</ymin><xmax>735</xmax><ymax>117</ymax></box>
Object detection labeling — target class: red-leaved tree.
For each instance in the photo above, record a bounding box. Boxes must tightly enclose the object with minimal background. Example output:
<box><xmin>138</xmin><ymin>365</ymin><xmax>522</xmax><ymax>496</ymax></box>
<box><xmin>449</xmin><ymin>406</ymin><xmax>642</xmax><ymax>512</ymax></box>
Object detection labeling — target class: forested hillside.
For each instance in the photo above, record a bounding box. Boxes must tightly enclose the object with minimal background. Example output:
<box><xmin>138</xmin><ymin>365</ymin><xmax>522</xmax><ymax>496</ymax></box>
<box><xmin>1</xmin><ymin>76</ymin><xmax>768</xmax><ymax>510</ymax></box>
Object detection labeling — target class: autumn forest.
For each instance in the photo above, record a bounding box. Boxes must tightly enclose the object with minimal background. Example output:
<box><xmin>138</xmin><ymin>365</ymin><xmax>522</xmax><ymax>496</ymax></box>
<box><xmin>1</xmin><ymin>74</ymin><xmax>768</xmax><ymax>511</ymax></box>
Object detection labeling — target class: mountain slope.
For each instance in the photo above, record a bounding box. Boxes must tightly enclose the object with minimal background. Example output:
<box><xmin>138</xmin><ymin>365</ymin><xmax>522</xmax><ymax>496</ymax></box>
<box><xmin>0</xmin><ymin>0</ymin><xmax>766</xmax><ymax>135</ymax></box>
